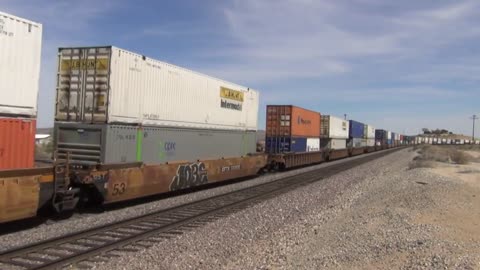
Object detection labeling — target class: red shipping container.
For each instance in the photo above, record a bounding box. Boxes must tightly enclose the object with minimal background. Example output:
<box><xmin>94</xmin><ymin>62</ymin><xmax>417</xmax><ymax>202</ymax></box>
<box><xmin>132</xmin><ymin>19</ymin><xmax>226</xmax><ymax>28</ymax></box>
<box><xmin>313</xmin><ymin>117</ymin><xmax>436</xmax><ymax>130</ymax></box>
<box><xmin>0</xmin><ymin>117</ymin><xmax>36</xmax><ymax>170</ymax></box>
<box><xmin>266</xmin><ymin>105</ymin><xmax>321</xmax><ymax>137</ymax></box>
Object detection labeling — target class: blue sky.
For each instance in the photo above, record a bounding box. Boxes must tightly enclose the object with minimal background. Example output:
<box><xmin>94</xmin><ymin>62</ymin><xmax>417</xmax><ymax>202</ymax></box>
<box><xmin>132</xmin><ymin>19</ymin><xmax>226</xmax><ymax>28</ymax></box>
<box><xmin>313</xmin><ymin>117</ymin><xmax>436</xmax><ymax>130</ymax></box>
<box><xmin>3</xmin><ymin>0</ymin><xmax>479</xmax><ymax>136</ymax></box>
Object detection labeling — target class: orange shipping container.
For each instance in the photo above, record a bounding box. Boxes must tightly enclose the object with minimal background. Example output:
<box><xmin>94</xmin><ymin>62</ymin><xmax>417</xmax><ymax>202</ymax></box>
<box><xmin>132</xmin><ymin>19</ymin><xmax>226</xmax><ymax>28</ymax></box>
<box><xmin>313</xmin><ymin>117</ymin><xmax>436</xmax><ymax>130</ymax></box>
<box><xmin>266</xmin><ymin>105</ymin><xmax>321</xmax><ymax>137</ymax></box>
<box><xmin>0</xmin><ymin>117</ymin><xmax>36</xmax><ymax>170</ymax></box>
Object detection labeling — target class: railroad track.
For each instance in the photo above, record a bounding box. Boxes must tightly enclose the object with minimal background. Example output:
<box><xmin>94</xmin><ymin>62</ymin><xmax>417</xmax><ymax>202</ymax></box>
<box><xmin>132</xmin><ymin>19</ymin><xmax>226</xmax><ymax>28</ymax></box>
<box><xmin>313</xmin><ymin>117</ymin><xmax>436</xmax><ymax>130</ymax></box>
<box><xmin>0</xmin><ymin>148</ymin><xmax>401</xmax><ymax>270</ymax></box>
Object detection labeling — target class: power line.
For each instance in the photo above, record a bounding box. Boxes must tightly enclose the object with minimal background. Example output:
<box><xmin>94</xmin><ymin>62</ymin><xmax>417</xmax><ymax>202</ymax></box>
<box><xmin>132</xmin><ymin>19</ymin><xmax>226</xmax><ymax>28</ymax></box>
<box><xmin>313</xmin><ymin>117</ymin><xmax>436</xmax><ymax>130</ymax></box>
<box><xmin>470</xmin><ymin>115</ymin><xmax>478</xmax><ymax>141</ymax></box>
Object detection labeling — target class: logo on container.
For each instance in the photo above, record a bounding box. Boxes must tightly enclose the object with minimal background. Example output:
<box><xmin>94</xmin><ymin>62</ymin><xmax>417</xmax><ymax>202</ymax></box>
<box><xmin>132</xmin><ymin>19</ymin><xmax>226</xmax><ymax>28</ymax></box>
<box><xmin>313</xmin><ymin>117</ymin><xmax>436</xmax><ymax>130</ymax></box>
<box><xmin>159</xmin><ymin>141</ymin><xmax>176</xmax><ymax>160</ymax></box>
<box><xmin>220</xmin><ymin>87</ymin><xmax>243</xmax><ymax>111</ymax></box>
<box><xmin>297</xmin><ymin>116</ymin><xmax>311</xmax><ymax>125</ymax></box>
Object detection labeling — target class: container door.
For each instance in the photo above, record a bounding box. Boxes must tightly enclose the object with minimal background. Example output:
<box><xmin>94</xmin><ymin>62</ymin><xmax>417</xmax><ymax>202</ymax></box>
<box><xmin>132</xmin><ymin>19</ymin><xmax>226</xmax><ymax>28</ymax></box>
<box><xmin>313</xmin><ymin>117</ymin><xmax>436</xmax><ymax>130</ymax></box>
<box><xmin>56</xmin><ymin>47</ymin><xmax>111</xmax><ymax>123</ymax></box>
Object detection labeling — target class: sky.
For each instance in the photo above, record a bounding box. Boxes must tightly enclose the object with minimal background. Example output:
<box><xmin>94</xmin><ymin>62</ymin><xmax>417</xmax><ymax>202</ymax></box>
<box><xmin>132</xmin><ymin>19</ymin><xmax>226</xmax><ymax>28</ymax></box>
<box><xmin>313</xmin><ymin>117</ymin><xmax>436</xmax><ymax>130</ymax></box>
<box><xmin>2</xmin><ymin>0</ymin><xmax>479</xmax><ymax>136</ymax></box>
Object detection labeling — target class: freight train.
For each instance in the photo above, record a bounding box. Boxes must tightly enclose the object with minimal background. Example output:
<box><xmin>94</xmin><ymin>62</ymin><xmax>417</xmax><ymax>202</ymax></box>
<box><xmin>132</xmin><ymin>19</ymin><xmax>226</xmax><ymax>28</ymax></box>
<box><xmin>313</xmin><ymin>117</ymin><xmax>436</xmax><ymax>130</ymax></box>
<box><xmin>0</xmin><ymin>11</ymin><xmax>415</xmax><ymax>225</ymax></box>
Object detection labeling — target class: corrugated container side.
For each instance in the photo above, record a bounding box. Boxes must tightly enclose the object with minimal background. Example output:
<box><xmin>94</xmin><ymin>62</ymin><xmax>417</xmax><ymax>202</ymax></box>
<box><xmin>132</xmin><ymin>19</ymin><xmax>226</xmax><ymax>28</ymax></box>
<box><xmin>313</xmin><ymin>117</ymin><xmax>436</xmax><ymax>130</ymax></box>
<box><xmin>366</xmin><ymin>139</ymin><xmax>375</xmax><ymax>147</ymax></box>
<box><xmin>375</xmin><ymin>129</ymin><xmax>387</xmax><ymax>140</ymax></box>
<box><xmin>56</xmin><ymin>46</ymin><xmax>259</xmax><ymax>130</ymax></box>
<box><xmin>348</xmin><ymin>120</ymin><xmax>364</xmax><ymax>139</ymax></box>
<box><xmin>0</xmin><ymin>12</ymin><xmax>42</xmax><ymax>117</ymax></box>
<box><xmin>0</xmin><ymin>117</ymin><xmax>36</xmax><ymax>169</ymax></box>
<box><xmin>55</xmin><ymin>122</ymin><xmax>257</xmax><ymax>164</ymax></box>
<box><xmin>364</xmin><ymin>125</ymin><xmax>375</xmax><ymax>139</ymax></box>
<box><xmin>140</xmin><ymin>127</ymin><xmax>256</xmax><ymax>162</ymax></box>
<box><xmin>266</xmin><ymin>137</ymin><xmax>307</xmax><ymax>153</ymax></box>
<box><xmin>321</xmin><ymin>115</ymin><xmax>348</xmax><ymax>139</ymax></box>
<box><xmin>320</xmin><ymin>138</ymin><xmax>347</xmax><ymax>149</ymax></box>
<box><xmin>349</xmin><ymin>138</ymin><xmax>367</xmax><ymax>147</ymax></box>
<box><xmin>266</xmin><ymin>105</ymin><xmax>320</xmax><ymax>137</ymax></box>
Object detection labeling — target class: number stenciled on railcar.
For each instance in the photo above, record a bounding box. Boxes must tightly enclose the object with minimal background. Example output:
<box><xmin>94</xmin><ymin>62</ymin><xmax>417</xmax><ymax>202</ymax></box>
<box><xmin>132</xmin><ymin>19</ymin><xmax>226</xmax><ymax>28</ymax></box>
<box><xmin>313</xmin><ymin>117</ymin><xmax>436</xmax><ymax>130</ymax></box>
<box><xmin>170</xmin><ymin>162</ymin><xmax>208</xmax><ymax>191</ymax></box>
<box><xmin>112</xmin><ymin>182</ymin><xmax>126</xmax><ymax>196</ymax></box>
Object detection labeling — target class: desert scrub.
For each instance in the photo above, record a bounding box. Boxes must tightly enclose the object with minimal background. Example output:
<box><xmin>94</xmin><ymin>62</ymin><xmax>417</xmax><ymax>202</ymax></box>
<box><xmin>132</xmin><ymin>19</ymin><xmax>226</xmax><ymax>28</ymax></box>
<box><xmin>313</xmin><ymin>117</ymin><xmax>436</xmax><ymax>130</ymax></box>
<box><xmin>411</xmin><ymin>145</ymin><xmax>473</xmax><ymax>167</ymax></box>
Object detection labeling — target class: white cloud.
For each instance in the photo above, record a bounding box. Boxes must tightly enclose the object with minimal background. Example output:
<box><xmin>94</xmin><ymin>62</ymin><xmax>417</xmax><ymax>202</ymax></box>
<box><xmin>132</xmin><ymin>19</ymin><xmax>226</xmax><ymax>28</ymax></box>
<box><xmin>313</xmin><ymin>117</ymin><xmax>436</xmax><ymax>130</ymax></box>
<box><xmin>197</xmin><ymin>0</ymin><xmax>480</xmax><ymax>85</ymax></box>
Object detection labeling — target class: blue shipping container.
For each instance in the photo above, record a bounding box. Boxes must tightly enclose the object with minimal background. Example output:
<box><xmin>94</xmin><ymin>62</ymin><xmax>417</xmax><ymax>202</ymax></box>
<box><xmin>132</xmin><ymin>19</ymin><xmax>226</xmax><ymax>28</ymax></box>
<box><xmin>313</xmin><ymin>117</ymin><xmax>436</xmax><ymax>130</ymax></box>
<box><xmin>349</xmin><ymin>120</ymin><xmax>365</xmax><ymax>139</ymax></box>
<box><xmin>265</xmin><ymin>137</ymin><xmax>308</xmax><ymax>153</ymax></box>
<box><xmin>387</xmin><ymin>139</ymin><xmax>393</xmax><ymax>145</ymax></box>
<box><xmin>375</xmin><ymin>129</ymin><xmax>387</xmax><ymax>140</ymax></box>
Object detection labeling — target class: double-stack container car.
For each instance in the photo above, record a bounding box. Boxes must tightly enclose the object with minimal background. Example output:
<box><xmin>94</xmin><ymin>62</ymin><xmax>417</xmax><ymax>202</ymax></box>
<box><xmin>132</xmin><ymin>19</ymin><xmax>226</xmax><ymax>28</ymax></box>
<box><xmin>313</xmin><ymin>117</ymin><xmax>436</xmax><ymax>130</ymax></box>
<box><xmin>0</xmin><ymin>11</ymin><xmax>42</xmax><ymax>170</ymax></box>
<box><xmin>265</xmin><ymin>105</ymin><xmax>320</xmax><ymax>153</ymax></box>
<box><xmin>364</xmin><ymin>124</ymin><xmax>375</xmax><ymax>148</ymax></box>
<box><xmin>348</xmin><ymin>120</ymin><xmax>366</xmax><ymax>154</ymax></box>
<box><xmin>375</xmin><ymin>129</ymin><xmax>388</xmax><ymax>147</ymax></box>
<box><xmin>320</xmin><ymin>115</ymin><xmax>348</xmax><ymax>150</ymax></box>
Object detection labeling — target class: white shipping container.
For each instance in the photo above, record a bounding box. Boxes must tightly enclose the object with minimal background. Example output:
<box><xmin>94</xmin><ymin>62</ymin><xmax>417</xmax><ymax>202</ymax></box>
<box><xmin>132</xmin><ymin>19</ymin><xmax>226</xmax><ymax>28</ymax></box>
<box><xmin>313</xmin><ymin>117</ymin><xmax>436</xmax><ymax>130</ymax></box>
<box><xmin>55</xmin><ymin>46</ymin><xmax>259</xmax><ymax>130</ymax></box>
<box><xmin>387</xmin><ymin>131</ymin><xmax>392</xmax><ymax>140</ymax></box>
<box><xmin>321</xmin><ymin>138</ymin><xmax>347</xmax><ymax>149</ymax></box>
<box><xmin>321</xmin><ymin>115</ymin><xmax>349</xmax><ymax>139</ymax></box>
<box><xmin>0</xmin><ymin>11</ymin><xmax>42</xmax><ymax>117</ymax></box>
<box><xmin>364</xmin><ymin>124</ymin><xmax>375</xmax><ymax>139</ymax></box>
<box><xmin>366</xmin><ymin>138</ymin><xmax>375</xmax><ymax>147</ymax></box>
<box><xmin>306</xmin><ymin>138</ymin><xmax>320</xmax><ymax>152</ymax></box>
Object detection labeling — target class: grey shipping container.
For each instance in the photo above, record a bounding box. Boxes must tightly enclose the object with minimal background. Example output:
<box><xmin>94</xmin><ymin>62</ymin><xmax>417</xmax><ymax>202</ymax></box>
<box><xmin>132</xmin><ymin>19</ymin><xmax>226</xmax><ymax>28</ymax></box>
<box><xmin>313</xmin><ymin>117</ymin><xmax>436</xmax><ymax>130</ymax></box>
<box><xmin>54</xmin><ymin>122</ymin><xmax>256</xmax><ymax>164</ymax></box>
<box><xmin>320</xmin><ymin>138</ymin><xmax>347</xmax><ymax>150</ymax></box>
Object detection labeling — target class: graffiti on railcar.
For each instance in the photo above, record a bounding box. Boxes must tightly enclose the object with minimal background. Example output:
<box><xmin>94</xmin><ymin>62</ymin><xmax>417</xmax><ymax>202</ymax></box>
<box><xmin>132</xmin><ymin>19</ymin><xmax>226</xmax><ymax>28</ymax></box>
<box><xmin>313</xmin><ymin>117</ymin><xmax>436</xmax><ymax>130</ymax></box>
<box><xmin>170</xmin><ymin>162</ymin><xmax>208</xmax><ymax>191</ymax></box>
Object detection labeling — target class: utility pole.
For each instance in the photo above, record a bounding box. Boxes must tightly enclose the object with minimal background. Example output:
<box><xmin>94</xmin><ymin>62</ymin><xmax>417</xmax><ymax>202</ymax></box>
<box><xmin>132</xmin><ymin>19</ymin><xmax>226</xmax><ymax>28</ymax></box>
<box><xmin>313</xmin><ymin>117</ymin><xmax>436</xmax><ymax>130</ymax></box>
<box><xmin>470</xmin><ymin>115</ymin><xmax>478</xmax><ymax>141</ymax></box>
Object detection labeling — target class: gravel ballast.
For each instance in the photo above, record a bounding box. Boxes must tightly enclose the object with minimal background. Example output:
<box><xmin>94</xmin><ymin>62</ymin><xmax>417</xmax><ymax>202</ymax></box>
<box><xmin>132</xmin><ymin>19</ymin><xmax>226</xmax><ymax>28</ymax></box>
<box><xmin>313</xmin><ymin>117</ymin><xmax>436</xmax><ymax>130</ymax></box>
<box><xmin>93</xmin><ymin>148</ymin><xmax>480</xmax><ymax>270</ymax></box>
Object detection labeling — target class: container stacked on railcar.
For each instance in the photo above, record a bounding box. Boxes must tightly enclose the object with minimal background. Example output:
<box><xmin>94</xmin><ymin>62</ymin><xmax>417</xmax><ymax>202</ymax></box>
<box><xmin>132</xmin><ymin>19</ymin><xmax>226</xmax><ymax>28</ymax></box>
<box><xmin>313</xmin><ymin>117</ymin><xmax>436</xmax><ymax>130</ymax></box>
<box><xmin>375</xmin><ymin>129</ymin><xmax>387</xmax><ymax>147</ymax></box>
<box><xmin>320</xmin><ymin>115</ymin><xmax>349</xmax><ymax>150</ymax></box>
<box><xmin>348</xmin><ymin>120</ymin><xmax>366</xmax><ymax>148</ymax></box>
<box><xmin>364</xmin><ymin>124</ymin><xmax>376</xmax><ymax>147</ymax></box>
<box><xmin>265</xmin><ymin>105</ymin><xmax>321</xmax><ymax>153</ymax></box>
<box><xmin>49</xmin><ymin>46</ymin><xmax>267</xmax><ymax>210</ymax></box>
<box><xmin>0</xmin><ymin>11</ymin><xmax>42</xmax><ymax>170</ymax></box>
<box><xmin>54</xmin><ymin>46</ymin><xmax>260</xmax><ymax>165</ymax></box>
<box><xmin>265</xmin><ymin>105</ymin><xmax>324</xmax><ymax>168</ymax></box>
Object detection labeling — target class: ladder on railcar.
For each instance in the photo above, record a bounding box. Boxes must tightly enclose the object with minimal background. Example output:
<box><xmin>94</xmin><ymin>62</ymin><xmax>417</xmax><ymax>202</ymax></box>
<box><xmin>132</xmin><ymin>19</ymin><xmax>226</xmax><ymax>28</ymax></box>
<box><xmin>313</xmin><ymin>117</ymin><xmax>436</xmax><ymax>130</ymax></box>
<box><xmin>52</xmin><ymin>152</ymin><xmax>80</xmax><ymax>213</ymax></box>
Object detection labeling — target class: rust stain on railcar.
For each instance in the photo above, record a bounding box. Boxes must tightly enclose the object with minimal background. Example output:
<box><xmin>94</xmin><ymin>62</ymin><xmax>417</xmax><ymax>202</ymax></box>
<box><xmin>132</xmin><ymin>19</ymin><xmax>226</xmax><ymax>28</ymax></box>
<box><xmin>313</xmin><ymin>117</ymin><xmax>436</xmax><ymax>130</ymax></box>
<box><xmin>0</xmin><ymin>176</ymin><xmax>40</xmax><ymax>223</ymax></box>
<box><xmin>103</xmin><ymin>155</ymin><xmax>267</xmax><ymax>204</ymax></box>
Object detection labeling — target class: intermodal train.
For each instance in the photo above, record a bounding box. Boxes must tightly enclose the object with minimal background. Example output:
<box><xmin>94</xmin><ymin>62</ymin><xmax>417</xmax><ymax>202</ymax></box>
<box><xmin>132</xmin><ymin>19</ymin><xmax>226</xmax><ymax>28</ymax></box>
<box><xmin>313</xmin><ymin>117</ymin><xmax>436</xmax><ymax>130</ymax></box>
<box><xmin>0</xmin><ymin>11</ymin><xmax>416</xmax><ymax>225</ymax></box>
